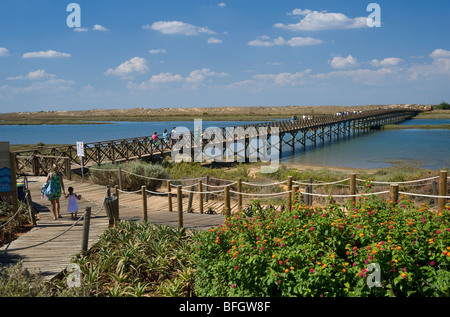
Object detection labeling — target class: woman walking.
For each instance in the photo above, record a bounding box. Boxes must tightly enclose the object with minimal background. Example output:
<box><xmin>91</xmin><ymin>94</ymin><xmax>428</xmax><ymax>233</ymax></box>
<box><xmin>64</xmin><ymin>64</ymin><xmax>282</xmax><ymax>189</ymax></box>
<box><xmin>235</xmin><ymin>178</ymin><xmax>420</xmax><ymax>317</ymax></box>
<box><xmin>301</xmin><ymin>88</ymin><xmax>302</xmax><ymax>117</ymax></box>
<box><xmin>45</xmin><ymin>164</ymin><xmax>66</xmax><ymax>220</ymax></box>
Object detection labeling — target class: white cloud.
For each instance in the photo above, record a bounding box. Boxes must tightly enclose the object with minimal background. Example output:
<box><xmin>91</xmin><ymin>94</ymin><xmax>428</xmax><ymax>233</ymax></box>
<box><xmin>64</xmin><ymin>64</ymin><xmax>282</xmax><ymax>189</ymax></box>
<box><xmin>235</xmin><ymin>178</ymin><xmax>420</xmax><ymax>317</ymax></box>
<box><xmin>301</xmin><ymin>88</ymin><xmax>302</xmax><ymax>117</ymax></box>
<box><xmin>370</xmin><ymin>57</ymin><xmax>404</xmax><ymax>67</ymax></box>
<box><xmin>248</xmin><ymin>36</ymin><xmax>323</xmax><ymax>47</ymax></box>
<box><xmin>74</xmin><ymin>27</ymin><xmax>88</xmax><ymax>32</ymax></box>
<box><xmin>408</xmin><ymin>49</ymin><xmax>450</xmax><ymax>80</ymax></box>
<box><xmin>143</xmin><ymin>21</ymin><xmax>216</xmax><ymax>35</ymax></box>
<box><xmin>7</xmin><ymin>69</ymin><xmax>55</xmax><ymax>81</ymax></box>
<box><xmin>0</xmin><ymin>78</ymin><xmax>75</xmax><ymax>95</ymax></box>
<box><xmin>93</xmin><ymin>24</ymin><xmax>109</xmax><ymax>31</ymax></box>
<box><xmin>207</xmin><ymin>37</ymin><xmax>222</xmax><ymax>44</ymax></box>
<box><xmin>218</xmin><ymin>3</ymin><xmax>226</xmax><ymax>7</ymax></box>
<box><xmin>314</xmin><ymin>67</ymin><xmax>394</xmax><ymax>85</ymax></box>
<box><xmin>128</xmin><ymin>68</ymin><xmax>228</xmax><ymax>90</ymax></box>
<box><xmin>0</xmin><ymin>47</ymin><xmax>9</xmax><ymax>56</ymax></box>
<box><xmin>149</xmin><ymin>49</ymin><xmax>166</xmax><ymax>54</ymax></box>
<box><xmin>275</xmin><ymin>9</ymin><xmax>367</xmax><ymax>31</ymax></box>
<box><xmin>330</xmin><ymin>55</ymin><xmax>358</xmax><ymax>69</ymax></box>
<box><xmin>22</xmin><ymin>50</ymin><xmax>71</xmax><ymax>58</ymax></box>
<box><xmin>429</xmin><ymin>49</ymin><xmax>450</xmax><ymax>59</ymax></box>
<box><xmin>129</xmin><ymin>72</ymin><xmax>184</xmax><ymax>89</ymax></box>
<box><xmin>105</xmin><ymin>57</ymin><xmax>149</xmax><ymax>78</ymax></box>
<box><xmin>229</xmin><ymin>70</ymin><xmax>311</xmax><ymax>91</ymax></box>
<box><xmin>185</xmin><ymin>68</ymin><xmax>228</xmax><ymax>87</ymax></box>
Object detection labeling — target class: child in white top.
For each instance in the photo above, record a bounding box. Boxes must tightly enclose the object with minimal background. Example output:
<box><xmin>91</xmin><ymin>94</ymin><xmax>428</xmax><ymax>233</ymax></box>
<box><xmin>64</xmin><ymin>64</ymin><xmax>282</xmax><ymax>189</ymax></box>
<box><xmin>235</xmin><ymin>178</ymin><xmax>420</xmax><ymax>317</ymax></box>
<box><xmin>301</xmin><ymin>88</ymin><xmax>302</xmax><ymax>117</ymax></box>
<box><xmin>65</xmin><ymin>186</ymin><xmax>81</xmax><ymax>219</ymax></box>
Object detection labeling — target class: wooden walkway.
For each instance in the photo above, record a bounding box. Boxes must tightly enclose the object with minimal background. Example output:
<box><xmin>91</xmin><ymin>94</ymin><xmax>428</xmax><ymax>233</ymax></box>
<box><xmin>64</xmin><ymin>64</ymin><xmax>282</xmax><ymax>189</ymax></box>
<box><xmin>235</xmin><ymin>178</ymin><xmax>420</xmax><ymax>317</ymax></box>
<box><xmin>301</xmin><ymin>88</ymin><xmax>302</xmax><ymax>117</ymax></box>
<box><xmin>0</xmin><ymin>176</ymin><xmax>226</xmax><ymax>279</ymax></box>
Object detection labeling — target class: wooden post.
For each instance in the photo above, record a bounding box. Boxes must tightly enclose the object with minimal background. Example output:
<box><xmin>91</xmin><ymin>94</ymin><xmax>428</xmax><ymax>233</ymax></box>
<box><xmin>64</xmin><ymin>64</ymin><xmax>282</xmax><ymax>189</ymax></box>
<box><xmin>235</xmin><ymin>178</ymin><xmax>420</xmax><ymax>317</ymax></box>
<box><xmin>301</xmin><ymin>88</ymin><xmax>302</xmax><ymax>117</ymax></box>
<box><xmin>287</xmin><ymin>176</ymin><xmax>292</xmax><ymax>211</ymax></box>
<box><xmin>306</xmin><ymin>177</ymin><xmax>313</xmax><ymax>206</ymax></box>
<box><xmin>390</xmin><ymin>184</ymin><xmax>399</xmax><ymax>205</ymax></box>
<box><xmin>198</xmin><ymin>179</ymin><xmax>204</xmax><ymax>214</ymax></box>
<box><xmin>81</xmin><ymin>206</ymin><xmax>91</xmax><ymax>254</ymax></box>
<box><xmin>142</xmin><ymin>185</ymin><xmax>148</xmax><ymax>222</ymax></box>
<box><xmin>438</xmin><ymin>170</ymin><xmax>448</xmax><ymax>212</ymax></box>
<box><xmin>25</xmin><ymin>189</ymin><xmax>36</xmax><ymax>226</ymax></box>
<box><xmin>114</xmin><ymin>185</ymin><xmax>119</xmax><ymax>207</ymax></box>
<box><xmin>167</xmin><ymin>181</ymin><xmax>173</xmax><ymax>212</ymax></box>
<box><xmin>187</xmin><ymin>185</ymin><xmax>194</xmax><ymax>213</ymax></box>
<box><xmin>237</xmin><ymin>178</ymin><xmax>242</xmax><ymax>211</ymax></box>
<box><xmin>65</xmin><ymin>158</ymin><xmax>71</xmax><ymax>180</ymax></box>
<box><xmin>177</xmin><ymin>186</ymin><xmax>183</xmax><ymax>228</ymax></box>
<box><xmin>118</xmin><ymin>168</ymin><xmax>123</xmax><ymax>190</ymax></box>
<box><xmin>32</xmin><ymin>156</ymin><xmax>39</xmax><ymax>176</ymax></box>
<box><xmin>205</xmin><ymin>175</ymin><xmax>210</xmax><ymax>202</ymax></box>
<box><xmin>350</xmin><ymin>173</ymin><xmax>357</xmax><ymax>204</ymax></box>
<box><xmin>224</xmin><ymin>185</ymin><xmax>231</xmax><ymax>217</ymax></box>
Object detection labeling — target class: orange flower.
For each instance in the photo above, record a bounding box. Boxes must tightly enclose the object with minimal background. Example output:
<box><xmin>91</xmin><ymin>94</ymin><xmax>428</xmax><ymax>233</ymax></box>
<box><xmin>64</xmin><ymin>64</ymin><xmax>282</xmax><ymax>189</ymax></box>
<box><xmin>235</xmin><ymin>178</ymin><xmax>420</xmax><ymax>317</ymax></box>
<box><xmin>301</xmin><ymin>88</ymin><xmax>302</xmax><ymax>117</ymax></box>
<box><xmin>401</xmin><ymin>273</ymin><xmax>407</xmax><ymax>278</ymax></box>
<box><xmin>285</xmin><ymin>269</ymin><xmax>290</xmax><ymax>273</ymax></box>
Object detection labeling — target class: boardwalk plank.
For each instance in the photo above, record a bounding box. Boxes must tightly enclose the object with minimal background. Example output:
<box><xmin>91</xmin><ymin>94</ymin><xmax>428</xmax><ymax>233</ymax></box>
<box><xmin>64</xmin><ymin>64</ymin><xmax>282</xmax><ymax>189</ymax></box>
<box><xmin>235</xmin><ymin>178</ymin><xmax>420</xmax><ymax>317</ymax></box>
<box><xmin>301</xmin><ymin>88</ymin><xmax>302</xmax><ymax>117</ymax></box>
<box><xmin>0</xmin><ymin>176</ymin><xmax>227</xmax><ymax>280</ymax></box>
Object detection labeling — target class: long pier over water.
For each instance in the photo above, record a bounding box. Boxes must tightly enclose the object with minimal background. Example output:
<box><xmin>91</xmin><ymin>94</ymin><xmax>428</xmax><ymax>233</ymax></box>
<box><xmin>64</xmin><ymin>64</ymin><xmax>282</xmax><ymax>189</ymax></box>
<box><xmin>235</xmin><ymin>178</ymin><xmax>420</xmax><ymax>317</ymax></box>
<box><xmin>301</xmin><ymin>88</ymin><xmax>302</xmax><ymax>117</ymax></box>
<box><xmin>13</xmin><ymin>108</ymin><xmax>420</xmax><ymax>176</ymax></box>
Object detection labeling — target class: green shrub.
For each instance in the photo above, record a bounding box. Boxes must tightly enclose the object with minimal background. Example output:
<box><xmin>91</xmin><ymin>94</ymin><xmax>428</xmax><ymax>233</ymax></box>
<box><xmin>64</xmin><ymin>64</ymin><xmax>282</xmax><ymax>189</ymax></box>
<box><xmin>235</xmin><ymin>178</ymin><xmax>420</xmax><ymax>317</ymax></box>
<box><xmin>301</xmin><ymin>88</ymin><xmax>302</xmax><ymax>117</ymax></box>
<box><xmin>0</xmin><ymin>262</ymin><xmax>50</xmax><ymax>297</ymax></box>
<box><xmin>436</xmin><ymin>102</ymin><xmax>450</xmax><ymax>110</ymax></box>
<box><xmin>88</xmin><ymin>161</ymin><xmax>168</xmax><ymax>191</ymax></box>
<box><xmin>193</xmin><ymin>192</ymin><xmax>449</xmax><ymax>297</ymax></box>
<box><xmin>52</xmin><ymin>222</ymin><xmax>196</xmax><ymax>297</ymax></box>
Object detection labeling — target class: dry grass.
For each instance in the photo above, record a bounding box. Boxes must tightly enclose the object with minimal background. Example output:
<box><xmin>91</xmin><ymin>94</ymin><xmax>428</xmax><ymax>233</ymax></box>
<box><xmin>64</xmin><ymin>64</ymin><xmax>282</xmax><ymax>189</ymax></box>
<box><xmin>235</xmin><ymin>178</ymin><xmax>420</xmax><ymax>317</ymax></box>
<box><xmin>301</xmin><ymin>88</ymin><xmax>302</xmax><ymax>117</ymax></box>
<box><xmin>0</xmin><ymin>104</ymin><xmax>432</xmax><ymax>125</ymax></box>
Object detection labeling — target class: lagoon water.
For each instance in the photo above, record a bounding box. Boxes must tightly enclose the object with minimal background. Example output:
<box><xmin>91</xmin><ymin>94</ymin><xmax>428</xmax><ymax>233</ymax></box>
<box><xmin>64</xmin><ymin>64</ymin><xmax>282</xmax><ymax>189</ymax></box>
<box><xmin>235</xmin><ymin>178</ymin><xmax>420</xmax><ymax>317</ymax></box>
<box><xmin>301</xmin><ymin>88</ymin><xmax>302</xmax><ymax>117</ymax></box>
<box><xmin>1</xmin><ymin>119</ymin><xmax>449</xmax><ymax>170</ymax></box>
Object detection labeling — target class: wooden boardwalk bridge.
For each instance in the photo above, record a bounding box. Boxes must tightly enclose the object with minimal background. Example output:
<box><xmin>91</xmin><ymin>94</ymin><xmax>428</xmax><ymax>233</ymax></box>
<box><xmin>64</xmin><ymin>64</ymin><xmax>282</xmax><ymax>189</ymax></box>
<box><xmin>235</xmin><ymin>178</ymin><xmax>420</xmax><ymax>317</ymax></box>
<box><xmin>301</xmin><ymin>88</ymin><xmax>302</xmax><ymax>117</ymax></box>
<box><xmin>0</xmin><ymin>176</ymin><xmax>228</xmax><ymax>279</ymax></box>
<box><xmin>12</xmin><ymin>108</ymin><xmax>420</xmax><ymax>177</ymax></box>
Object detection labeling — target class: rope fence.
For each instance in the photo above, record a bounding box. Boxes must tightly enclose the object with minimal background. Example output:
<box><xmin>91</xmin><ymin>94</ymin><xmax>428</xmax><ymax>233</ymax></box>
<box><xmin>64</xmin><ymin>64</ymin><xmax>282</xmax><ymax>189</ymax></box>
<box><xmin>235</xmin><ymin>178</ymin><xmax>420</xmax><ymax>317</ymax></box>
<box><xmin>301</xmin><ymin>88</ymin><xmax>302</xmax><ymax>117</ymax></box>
<box><xmin>2</xmin><ymin>168</ymin><xmax>447</xmax><ymax>255</ymax></box>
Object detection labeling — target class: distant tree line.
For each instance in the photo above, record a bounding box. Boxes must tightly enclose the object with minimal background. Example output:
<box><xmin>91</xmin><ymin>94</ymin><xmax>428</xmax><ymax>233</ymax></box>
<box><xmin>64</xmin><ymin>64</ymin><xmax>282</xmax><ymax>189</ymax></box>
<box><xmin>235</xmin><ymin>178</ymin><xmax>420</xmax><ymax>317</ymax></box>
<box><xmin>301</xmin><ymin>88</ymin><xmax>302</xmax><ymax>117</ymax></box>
<box><xmin>435</xmin><ymin>101</ymin><xmax>450</xmax><ymax>109</ymax></box>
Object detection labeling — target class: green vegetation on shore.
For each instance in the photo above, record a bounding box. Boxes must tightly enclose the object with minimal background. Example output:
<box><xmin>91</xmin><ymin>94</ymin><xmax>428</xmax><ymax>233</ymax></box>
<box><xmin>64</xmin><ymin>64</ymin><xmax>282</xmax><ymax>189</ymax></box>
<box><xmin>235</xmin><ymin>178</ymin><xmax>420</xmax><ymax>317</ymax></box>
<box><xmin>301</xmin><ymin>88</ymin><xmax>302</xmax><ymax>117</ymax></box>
<box><xmin>383</xmin><ymin>124</ymin><xmax>450</xmax><ymax>130</ymax></box>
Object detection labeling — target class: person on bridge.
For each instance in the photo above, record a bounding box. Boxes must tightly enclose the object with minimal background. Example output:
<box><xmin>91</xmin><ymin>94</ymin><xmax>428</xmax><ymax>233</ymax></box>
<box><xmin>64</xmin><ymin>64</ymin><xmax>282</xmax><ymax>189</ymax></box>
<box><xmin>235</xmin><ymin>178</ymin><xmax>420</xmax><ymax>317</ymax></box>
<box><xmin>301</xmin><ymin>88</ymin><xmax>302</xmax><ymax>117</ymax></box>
<box><xmin>152</xmin><ymin>131</ymin><xmax>159</xmax><ymax>146</ymax></box>
<box><xmin>162</xmin><ymin>129</ymin><xmax>169</xmax><ymax>145</ymax></box>
<box><xmin>45</xmin><ymin>164</ymin><xmax>65</xmax><ymax>220</ymax></box>
<box><xmin>65</xmin><ymin>186</ymin><xmax>81</xmax><ymax>220</ymax></box>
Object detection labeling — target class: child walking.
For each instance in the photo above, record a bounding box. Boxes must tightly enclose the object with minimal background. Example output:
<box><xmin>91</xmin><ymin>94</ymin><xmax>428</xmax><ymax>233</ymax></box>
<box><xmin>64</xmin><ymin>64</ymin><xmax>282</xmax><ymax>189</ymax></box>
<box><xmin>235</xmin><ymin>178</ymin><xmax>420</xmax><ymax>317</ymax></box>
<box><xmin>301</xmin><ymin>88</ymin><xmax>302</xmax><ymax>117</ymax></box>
<box><xmin>65</xmin><ymin>186</ymin><xmax>81</xmax><ymax>219</ymax></box>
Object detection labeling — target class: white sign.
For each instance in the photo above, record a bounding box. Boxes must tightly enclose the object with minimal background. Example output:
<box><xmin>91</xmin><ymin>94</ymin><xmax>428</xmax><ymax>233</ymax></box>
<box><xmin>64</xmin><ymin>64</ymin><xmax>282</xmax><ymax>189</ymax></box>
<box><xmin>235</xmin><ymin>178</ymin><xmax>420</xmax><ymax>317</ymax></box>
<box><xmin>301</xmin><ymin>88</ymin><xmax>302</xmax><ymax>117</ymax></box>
<box><xmin>77</xmin><ymin>141</ymin><xmax>84</xmax><ymax>157</ymax></box>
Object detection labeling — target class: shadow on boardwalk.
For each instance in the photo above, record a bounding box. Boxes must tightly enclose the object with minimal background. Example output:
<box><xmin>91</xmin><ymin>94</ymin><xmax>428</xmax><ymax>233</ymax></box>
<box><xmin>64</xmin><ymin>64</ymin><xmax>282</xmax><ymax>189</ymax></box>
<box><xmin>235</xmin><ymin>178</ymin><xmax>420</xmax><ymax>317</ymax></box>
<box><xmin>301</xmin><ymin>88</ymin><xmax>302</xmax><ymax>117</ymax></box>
<box><xmin>0</xmin><ymin>176</ymin><xmax>225</xmax><ymax>280</ymax></box>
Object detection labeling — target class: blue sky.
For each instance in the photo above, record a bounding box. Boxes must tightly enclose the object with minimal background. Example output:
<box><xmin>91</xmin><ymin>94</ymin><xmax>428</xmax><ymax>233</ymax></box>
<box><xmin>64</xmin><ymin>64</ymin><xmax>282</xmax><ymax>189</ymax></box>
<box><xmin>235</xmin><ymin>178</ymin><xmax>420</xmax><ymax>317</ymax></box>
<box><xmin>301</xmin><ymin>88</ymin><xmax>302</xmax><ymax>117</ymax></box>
<box><xmin>1</xmin><ymin>0</ymin><xmax>450</xmax><ymax>112</ymax></box>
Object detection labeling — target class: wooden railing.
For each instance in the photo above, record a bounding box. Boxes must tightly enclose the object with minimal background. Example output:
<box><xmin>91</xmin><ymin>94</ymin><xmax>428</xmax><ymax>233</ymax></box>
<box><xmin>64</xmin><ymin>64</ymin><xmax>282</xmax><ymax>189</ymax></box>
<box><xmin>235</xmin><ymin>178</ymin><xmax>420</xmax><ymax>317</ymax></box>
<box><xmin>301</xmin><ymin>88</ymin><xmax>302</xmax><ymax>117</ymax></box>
<box><xmin>12</xmin><ymin>109</ymin><xmax>421</xmax><ymax>176</ymax></box>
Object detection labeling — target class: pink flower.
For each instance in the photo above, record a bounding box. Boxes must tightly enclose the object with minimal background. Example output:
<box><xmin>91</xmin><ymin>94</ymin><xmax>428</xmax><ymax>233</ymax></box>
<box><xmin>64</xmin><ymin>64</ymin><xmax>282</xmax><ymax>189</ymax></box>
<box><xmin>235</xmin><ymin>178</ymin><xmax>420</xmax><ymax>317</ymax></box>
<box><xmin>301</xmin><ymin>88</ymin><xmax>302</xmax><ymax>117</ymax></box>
<box><xmin>260</xmin><ymin>247</ymin><xmax>264</xmax><ymax>251</ymax></box>
<box><xmin>235</xmin><ymin>265</ymin><xmax>239</xmax><ymax>270</ymax></box>
<box><xmin>294</xmin><ymin>215</ymin><xmax>298</xmax><ymax>219</ymax></box>
<box><xmin>436</xmin><ymin>230</ymin><xmax>441</xmax><ymax>234</ymax></box>
<box><xmin>309</xmin><ymin>268</ymin><xmax>314</xmax><ymax>273</ymax></box>
<box><xmin>310</xmin><ymin>227</ymin><xmax>315</xmax><ymax>232</ymax></box>
<box><xmin>430</xmin><ymin>261</ymin><xmax>435</xmax><ymax>266</ymax></box>
<box><xmin>231</xmin><ymin>284</ymin><xmax>235</xmax><ymax>288</ymax></box>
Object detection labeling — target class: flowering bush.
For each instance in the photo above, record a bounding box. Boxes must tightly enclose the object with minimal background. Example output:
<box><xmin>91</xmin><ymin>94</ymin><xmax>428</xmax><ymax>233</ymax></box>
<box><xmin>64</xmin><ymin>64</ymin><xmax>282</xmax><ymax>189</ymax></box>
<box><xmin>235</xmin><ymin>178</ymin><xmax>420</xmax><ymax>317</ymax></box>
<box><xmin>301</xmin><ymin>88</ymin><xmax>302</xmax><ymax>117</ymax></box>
<box><xmin>193</xmin><ymin>193</ymin><xmax>449</xmax><ymax>297</ymax></box>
